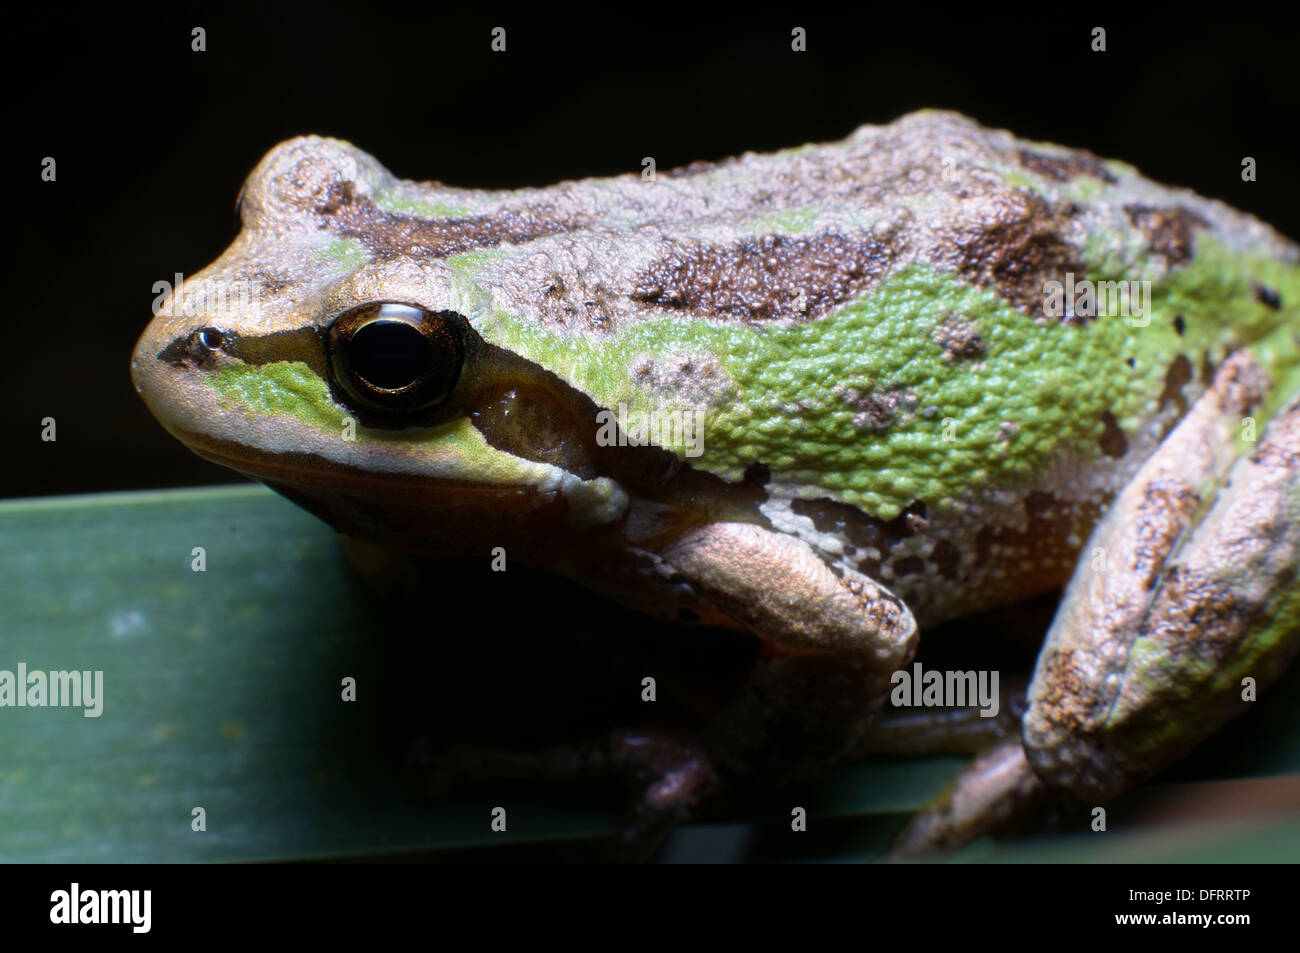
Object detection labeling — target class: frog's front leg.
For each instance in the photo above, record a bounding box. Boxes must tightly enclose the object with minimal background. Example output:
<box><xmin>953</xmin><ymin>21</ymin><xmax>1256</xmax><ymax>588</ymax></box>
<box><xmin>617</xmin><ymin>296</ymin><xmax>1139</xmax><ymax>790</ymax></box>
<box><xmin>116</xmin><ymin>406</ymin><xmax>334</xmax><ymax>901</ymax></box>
<box><xmin>409</xmin><ymin>729</ymin><xmax>722</xmax><ymax>861</ymax></box>
<box><xmin>894</xmin><ymin>352</ymin><xmax>1300</xmax><ymax>855</ymax></box>
<box><xmin>662</xmin><ymin>520</ymin><xmax>919</xmax><ymax>776</ymax></box>
<box><xmin>405</xmin><ymin>522</ymin><xmax>919</xmax><ymax>860</ymax></box>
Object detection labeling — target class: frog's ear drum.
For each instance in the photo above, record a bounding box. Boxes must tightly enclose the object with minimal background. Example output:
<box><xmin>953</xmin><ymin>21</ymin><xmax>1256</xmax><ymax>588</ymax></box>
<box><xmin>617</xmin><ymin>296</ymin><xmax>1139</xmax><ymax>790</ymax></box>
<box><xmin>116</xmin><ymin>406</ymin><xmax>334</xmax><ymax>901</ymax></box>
<box><xmin>326</xmin><ymin>302</ymin><xmax>467</xmax><ymax>418</ymax></box>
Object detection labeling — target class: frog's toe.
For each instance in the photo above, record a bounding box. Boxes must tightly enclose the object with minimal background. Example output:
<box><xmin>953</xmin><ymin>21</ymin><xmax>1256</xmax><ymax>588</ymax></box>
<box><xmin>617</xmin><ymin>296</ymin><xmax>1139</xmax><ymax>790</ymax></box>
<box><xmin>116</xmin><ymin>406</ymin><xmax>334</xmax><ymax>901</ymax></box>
<box><xmin>404</xmin><ymin>728</ymin><xmax>722</xmax><ymax>861</ymax></box>
<box><xmin>605</xmin><ymin>730</ymin><xmax>722</xmax><ymax>862</ymax></box>
<box><xmin>888</xmin><ymin>740</ymin><xmax>1052</xmax><ymax>858</ymax></box>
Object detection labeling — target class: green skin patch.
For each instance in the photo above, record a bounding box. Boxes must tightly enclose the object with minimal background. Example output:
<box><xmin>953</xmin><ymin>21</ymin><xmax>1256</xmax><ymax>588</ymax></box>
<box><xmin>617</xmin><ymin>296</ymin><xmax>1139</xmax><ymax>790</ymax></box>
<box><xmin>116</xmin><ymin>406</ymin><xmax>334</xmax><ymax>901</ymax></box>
<box><xmin>373</xmin><ymin>190</ymin><xmax>471</xmax><ymax>220</ymax></box>
<box><xmin>210</xmin><ymin>361</ymin><xmax>351</xmax><ymax>433</ymax></box>
<box><xmin>464</xmin><ymin>238</ymin><xmax>1299</xmax><ymax>519</ymax></box>
<box><xmin>312</xmin><ymin>239</ymin><xmax>370</xmax><ymax>268</ymax></box>
<box><xmin>206</xmin><ymin>362</ymin><xmax>609</xmax><ymax>492</ymax></box>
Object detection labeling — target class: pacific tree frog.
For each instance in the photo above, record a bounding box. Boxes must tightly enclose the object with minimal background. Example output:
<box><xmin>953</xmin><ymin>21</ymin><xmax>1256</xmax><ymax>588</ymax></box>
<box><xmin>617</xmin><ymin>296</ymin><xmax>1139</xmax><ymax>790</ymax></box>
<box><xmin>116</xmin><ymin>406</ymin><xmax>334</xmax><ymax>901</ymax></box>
<box><xmin>132</xmin><ymin>111</ymin><xmax>1300</xmax><ymax>857</ymax></box>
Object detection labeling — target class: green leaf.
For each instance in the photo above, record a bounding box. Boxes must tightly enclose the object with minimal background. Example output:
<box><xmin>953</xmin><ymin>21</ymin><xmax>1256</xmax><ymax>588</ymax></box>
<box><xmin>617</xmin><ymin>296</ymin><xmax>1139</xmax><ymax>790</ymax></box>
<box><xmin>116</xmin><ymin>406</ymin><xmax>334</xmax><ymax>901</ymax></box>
<box><xmin>1</xmin><ymin>487</ymin><xmax>1296</xmax><ymax>862</ymax></box>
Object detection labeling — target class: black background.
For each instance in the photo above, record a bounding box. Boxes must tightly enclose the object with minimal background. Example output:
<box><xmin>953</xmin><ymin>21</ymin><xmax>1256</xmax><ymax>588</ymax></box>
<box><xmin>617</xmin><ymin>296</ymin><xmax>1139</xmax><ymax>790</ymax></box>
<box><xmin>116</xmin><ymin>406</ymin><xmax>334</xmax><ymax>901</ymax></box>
<box><xmin>7</xmin><ymin>3</ymin><xmax>1299</xmax><ymax>499</ymax></box>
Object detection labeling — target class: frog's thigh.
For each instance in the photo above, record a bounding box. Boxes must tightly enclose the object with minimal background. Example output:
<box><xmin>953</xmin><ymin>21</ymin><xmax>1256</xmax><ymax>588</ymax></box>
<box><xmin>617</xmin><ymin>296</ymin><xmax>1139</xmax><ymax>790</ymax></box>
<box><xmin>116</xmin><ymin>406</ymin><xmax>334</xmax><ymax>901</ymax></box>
<box><xmin>662</xmin><ymin>521</ymin><xmax>919</xmax><ymax>773</ymax></box>
<box><xmin>1025</xmin><ymin>369</ymin><xmax>1300</xmax><ymax>802</ymax></box>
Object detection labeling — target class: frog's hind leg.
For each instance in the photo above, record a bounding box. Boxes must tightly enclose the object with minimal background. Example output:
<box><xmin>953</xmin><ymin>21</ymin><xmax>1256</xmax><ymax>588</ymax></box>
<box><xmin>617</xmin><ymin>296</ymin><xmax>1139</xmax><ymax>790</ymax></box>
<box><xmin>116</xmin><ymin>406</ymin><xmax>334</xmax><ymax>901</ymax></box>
<box><xmin>892</xmin><ymin>353</ymin><xmax>1300</xmax><ymax>856</ymax></box>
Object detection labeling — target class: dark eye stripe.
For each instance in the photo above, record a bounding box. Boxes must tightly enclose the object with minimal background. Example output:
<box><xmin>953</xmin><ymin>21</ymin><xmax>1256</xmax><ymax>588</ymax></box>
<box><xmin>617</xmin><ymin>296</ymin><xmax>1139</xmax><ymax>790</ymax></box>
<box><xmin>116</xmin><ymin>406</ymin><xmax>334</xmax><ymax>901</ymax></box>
<box><xmin>158</xmin><ymin>326</ymin><xmax>330</xmax><ymax>380</ymax></box>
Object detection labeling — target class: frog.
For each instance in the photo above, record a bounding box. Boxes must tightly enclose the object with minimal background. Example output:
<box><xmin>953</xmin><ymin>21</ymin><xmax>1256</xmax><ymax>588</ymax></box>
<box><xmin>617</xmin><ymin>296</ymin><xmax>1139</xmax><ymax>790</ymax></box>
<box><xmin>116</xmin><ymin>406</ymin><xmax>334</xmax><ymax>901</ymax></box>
<box><xmin>131</xmin><ymin>110</ymin><xmax>1300</xmax><ymax>859</ymax></box>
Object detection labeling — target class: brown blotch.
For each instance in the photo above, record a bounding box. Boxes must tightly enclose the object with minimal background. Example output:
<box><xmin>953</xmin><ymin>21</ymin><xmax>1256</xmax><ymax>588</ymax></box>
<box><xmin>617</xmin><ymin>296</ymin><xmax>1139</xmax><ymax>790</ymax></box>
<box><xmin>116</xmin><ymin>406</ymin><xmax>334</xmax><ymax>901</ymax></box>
<box><xmin>891</xmin><ymin>501</ymin><xmax>929</xmax><ymax>536</ymax></box>
<box><xmin>1128</xmin><ymin>483</ymin><xmax>1202</xmax><ymax>586</ymax></box>
<box><xmin>1034</xmin><ymin>647</ymin><xmax>1111</xmax><ymax>733</ymax></box>
<box><xmin>903</xmin><ymin>501</ymin><xmax>931</xmax><ymax>534</ymax></box>
<box><xmin>1024</xmin><ymin>490</ymin><xmax>1058</xmax><ymax>520</ymax></box>
<box><xmin>1098</xmin><ymin>410</ymin><xmax>1129</xmax><ymax>458</ymax></box>
<box><xmin>1157</xmin><ymin>353</ymin><xmax>1194</xmax><ymax>416</ymax></box>
<box><xmin>315</xmin><ymin>179</ymin><xmax>357</xmax><ymax>216</ymax></box>
<box><xmin>314</xmin><ymin>180</ymin><xmax>586</xmax><ymax>260</ymax></box>
<box><xmin>932</xmin><ymin>313</ymin><xmax>986</xmax><ymax>361</ymax></box>
<box><xmin>1142</xmin><ymin>565</ymin><xmax>1256</xmax><ymax>664</ymax></box>
<box><xmin>856</xmin><ymin>554</ymin><xmax>883</xmax><ymax>579</ymax></box>
<box><xmin>236</xmin><ymin>272</ymin><xmax>297</xmax><ymax>295</ymax></box>
<box><xmin>1200</xmin><ymin>351</ymin><xmax>1216</xmax><ymax>385</ymax></box>
<box><xmin>1251</xmin><ymin>426</ymin><xmax>1300</xmax><ymax>469</ymax></box>
<box><xmin>1016</xmin><ymin>148</ymin><xmax>1117</xmax><ymax>184</ymax></box>
<box><xmin>1124</xmin><ymin>205</ymin><xmax>1210</xmax><ymax>267</ymax></box>
<box><xmin>838</xmin><ymin>385</ymin><xmax>917</xmax><ymax>432</ymax></box>
<box><xmin>972</xmin><ymin>489</ymin><xmax>1096</xmax><ymax>602</ymax></box>
<box><xmin>630</xmin><ymin>231</ymin><xmax>901</xmax><ymax>322</ymax></box>
<box><xmin>1173</xmin><ymin>313</ymin><xmax>1186</xmax><ymax>336</ymax></box>
<box><xmin>743</xmin><ymin>461</ymin><xmax>772</xmax><ymax>487</ymax></box>
<box><xmin>930</xmin><ymin>538</ymin><xmax>961</xmax><ymax>581</ymax></box>
<box><xmin>1253</xmin><ymin>282</ymin><xmax>1282</xmax><ymax>310</ymax></box>
<box><xmin>791</xmin><ymin>497</ymin><xmax>929</xmax><ymax>552</ymax></box>
<box><xmin>891</xmin><ymin>555</ymin><xmax>926</xmax><ymax>577</ymax></box>
<box><xmin>533</xmin><ymin>278</ymin><xmax>622</xmax><ymax>332</ymax></box>
<box><xmin>940</xmin><ymin>191</ymin><xmax>1086</xmax><ymax>317</ymax></box>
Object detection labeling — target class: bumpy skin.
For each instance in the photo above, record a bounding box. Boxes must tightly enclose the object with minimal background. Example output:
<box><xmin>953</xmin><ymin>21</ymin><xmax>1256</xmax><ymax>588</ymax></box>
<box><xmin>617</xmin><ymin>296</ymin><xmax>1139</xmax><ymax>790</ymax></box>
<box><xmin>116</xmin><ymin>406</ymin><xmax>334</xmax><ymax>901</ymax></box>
<box><xmin>132</xmin><ymin>111</ymin><xmax>1300</xmax><ymax>852</ymax></box>
<box><xmin>1024</xmin><ymin>359</ymin><xmax>1300</xmax><ymax>801</ymax></box>
<box><xmin>894</xmin><ymin>354</ymin><xmax>1300</xmax><ymax>854</ymax></box>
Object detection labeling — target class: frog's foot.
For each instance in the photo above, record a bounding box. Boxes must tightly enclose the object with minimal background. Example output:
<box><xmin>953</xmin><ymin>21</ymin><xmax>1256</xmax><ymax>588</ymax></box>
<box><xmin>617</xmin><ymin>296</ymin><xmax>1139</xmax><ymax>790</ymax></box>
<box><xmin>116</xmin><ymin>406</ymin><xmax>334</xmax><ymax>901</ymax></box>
<box><xmin>602</xmin><ymin>731</ymin><xmax>723</xmax><ymax>861</ymax></box>
<box><xmin>407</xmin><ymin>729</ymin><xmax>721</xmax><ymax>862</ymax></box>
<box><xmin>892</xmin><ymin>354</ymin><xmax>1300</xmax><ymax>857</ymax></box>
<box><xmin>890</xmin><ymin>740</ymin><xmax>1052</xmax><ymax>857</ymax></box>
<box><xmin>866</xmin><ymin>683</ymin><xmax>1048</xmax><ymax>858</ymax></box>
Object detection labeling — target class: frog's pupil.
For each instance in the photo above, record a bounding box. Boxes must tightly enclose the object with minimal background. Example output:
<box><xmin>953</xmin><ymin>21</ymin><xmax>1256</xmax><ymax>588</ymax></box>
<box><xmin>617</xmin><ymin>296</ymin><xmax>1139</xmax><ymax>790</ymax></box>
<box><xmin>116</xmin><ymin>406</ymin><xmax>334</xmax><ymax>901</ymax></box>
<box><xmin>349</xmin><ymin>320</ymin><xmax>432</xmax><ymax>390</ymax></box>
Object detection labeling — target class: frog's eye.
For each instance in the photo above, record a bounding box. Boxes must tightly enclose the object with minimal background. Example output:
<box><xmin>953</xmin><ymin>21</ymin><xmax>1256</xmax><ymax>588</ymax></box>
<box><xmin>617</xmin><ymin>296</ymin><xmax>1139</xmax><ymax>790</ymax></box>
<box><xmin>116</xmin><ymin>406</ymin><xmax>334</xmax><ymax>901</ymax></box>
<box><xmin>326</xmin><ymin>302</ymin><xmax>466</xmax><ymax>415</ymax></box>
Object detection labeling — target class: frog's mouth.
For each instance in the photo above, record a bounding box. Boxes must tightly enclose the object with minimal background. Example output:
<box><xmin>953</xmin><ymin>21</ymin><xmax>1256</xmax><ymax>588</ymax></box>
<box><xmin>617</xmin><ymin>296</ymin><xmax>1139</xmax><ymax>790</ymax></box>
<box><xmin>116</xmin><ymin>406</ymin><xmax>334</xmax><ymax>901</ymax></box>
<box><xmin>170</xmin><ymin>422</ymin><xmax>583</xmax><ymax>556</ymax></box>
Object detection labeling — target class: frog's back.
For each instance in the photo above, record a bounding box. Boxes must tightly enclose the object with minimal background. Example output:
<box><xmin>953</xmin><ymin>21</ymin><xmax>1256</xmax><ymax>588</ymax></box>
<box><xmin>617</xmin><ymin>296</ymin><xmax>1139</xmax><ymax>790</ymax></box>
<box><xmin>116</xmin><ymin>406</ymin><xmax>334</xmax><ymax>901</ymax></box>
<box><xmin>231</xmin><ymin>112</ymin><xmax>1300</xmax><ymax>624</ymax></box>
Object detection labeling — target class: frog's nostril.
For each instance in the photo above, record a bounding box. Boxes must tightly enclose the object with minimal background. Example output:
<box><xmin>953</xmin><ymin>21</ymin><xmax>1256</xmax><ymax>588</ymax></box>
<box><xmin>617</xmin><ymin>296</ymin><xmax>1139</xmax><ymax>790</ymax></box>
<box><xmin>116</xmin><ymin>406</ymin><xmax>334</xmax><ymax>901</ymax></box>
<box><xmin>197</xmin><ymin>327</ymin><xmax>225</xmax><ymax>351</ymax></box>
